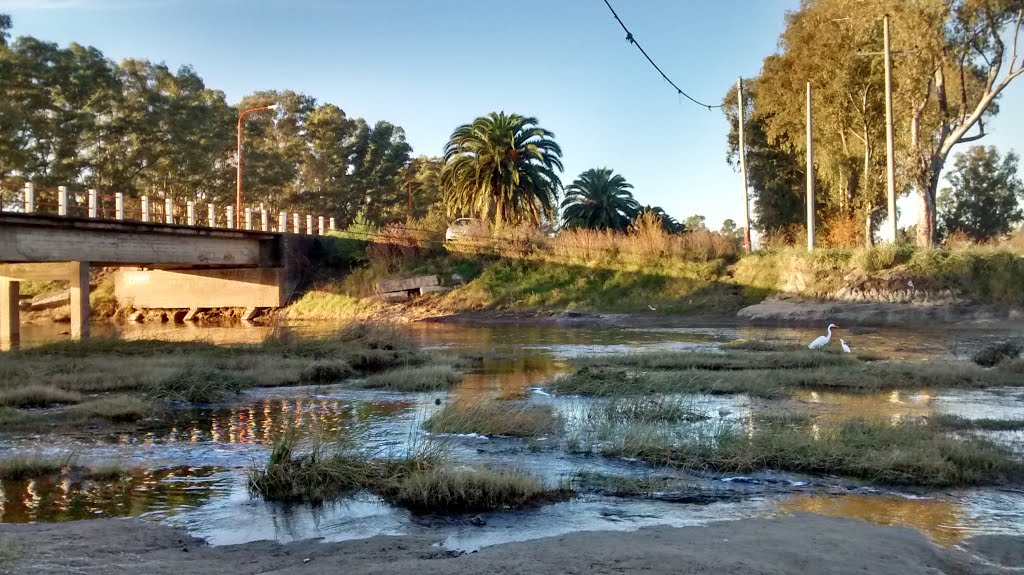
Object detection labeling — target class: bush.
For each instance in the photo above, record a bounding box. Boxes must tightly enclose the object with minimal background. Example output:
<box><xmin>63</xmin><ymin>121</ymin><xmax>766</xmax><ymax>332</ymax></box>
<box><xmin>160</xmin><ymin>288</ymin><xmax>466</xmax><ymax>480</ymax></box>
<box><xmin>972</xmin><ymin>340</ymin><xmax>1023</xmax><ymax>367</ymax></box>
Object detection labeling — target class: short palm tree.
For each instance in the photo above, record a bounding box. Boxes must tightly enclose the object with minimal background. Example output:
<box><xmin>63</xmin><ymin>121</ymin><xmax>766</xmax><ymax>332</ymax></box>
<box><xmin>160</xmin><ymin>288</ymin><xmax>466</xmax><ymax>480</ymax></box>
<box><xmin>441</xmin><ymin>112</ymin><xmax>563</xmax><ymax>227</ymax></box>
<box><xmin>561</xmin><ymin>168</ymin><xmax>640</xmax><ymax>231</ymax></box>
<box><xmin>637</xmin><ymin>205</ymin><xmax>685</xmax><ymax>234</ymax></box>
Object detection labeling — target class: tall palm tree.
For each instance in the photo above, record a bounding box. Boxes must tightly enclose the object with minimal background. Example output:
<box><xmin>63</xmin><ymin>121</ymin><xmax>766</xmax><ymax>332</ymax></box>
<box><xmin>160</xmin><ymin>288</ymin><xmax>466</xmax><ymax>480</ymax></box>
<box><xmin>561</xmin><ymin>168</ymin><xmax>640</xmax><ymax>231</ymax></box>
<box><xmin>441</xmin><ymin>112</ymin><xmax>563</xmax><ymax>227</ymax></box>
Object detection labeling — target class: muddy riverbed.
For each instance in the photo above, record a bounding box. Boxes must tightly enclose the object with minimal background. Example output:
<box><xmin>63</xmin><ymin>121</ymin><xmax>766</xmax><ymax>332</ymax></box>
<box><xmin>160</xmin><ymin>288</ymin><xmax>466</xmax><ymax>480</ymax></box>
<box><xmin>2</xmin><ymin>320</ymin><xmax>1023</xmax><ymax>558</ymax></box>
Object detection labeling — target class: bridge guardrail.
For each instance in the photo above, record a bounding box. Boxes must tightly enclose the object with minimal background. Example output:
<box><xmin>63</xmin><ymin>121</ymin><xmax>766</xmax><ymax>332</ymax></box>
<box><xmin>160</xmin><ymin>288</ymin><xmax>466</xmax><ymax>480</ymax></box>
<box><xmin>0</xmin><ymin>181</ymin><xmax>337</xmax><ymax>235</ymax></box>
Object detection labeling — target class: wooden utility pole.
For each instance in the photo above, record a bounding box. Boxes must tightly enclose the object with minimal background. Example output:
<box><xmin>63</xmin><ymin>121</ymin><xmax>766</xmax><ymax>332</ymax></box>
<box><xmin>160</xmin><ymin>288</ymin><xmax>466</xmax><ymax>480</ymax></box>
<box><xmin>806</xmin><ymin>82</ymin><xmax>816</xmax><ymax>251</ymax></box>
<box><xmin>737</xmin><ymin>78</ymin><xmax>752</xmax><ymax>252</ymax></box>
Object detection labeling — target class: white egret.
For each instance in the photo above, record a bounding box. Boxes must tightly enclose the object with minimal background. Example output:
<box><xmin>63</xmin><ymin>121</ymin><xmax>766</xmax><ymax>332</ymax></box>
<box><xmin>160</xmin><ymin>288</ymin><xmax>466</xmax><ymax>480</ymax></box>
<box><xmin>840</xmin><ymin>339</ymin><xmax>852</xmax><ymax>353</ymax></box>
<box><xmin>648</xmin><ymin>305</ymin><xmax>658</xmax><ymax>311</ymax></box>
<box><xmin>808</xmin><ymin>324</ymin><xmax>838</xmax><ymax>350</ymax></box>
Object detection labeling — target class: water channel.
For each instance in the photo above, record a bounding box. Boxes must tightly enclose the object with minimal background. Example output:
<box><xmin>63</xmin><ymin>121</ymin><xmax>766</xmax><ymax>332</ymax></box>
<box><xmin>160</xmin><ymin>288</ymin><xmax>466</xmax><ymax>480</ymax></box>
<box><xmin>2</xmin><ymin>319</ymin><xmax>1023</xmax><ymax>551</ymax></box>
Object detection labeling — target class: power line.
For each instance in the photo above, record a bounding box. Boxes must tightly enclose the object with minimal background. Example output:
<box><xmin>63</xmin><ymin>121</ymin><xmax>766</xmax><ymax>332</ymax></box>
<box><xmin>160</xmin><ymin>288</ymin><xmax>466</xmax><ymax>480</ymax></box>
<box><xmin>601</xmin><ymin>0</ymin><xmax>724</xmax><ymax>111</ymax></box>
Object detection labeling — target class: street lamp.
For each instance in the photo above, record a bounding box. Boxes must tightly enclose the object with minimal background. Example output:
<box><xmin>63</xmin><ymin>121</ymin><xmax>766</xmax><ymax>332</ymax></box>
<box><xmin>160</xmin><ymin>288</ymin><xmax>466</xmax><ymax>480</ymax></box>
<box><xmin>236</xmin><ymin>102</ymin><xmax>280</xmax><ymax>228</ymax></box>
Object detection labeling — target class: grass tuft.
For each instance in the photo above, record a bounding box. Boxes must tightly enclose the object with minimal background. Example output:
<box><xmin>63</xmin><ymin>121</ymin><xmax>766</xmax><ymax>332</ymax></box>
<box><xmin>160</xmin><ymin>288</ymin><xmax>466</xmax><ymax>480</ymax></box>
<box><xmin>972</xmin><ymin>340</ymin><xmax>1023</xmax><ymax>367</ymax></box>
<box><xmin>389</xmin><ymin>466</ymin><xmax>565</xmax><ymax>513</ymax></box>
<box><xmin>363</xmin><ymin>365</ymin><xmax>462</xmax><ymax>392</ymax></box>
<box><xmin>67</xmin><ymin>396</ymin><xmax>152</xmax><ymax>422</ymax></box>
<box><xmin>0</xmin><ymin>385</ymin><xmax>82</xmax><ymax>408</ymax></box>
<box><xmin>424</xmin><ymin>402</ymin><xmax>561</xmax><ymax>438</ymax></box>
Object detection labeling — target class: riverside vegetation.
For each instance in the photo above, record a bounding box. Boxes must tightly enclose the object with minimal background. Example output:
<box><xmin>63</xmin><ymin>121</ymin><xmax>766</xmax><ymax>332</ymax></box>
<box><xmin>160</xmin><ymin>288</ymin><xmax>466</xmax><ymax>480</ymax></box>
<box><xmin>282</xmin><ymin>217</ymin><xmax>1024</xmax><ymax>322</ymax></box>
<box><xmin>0</xmin><ymin>323</ymin><xmax>458</xmax><ymax>433</ymax></box>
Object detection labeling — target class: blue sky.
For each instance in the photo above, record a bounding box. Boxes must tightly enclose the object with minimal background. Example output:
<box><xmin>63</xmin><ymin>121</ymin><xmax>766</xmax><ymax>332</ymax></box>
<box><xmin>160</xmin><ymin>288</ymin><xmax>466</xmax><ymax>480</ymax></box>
<box><xmin>3</xmin><ymin>0</ymin><xmax>1022</xmax><ymax>230</ymax></box>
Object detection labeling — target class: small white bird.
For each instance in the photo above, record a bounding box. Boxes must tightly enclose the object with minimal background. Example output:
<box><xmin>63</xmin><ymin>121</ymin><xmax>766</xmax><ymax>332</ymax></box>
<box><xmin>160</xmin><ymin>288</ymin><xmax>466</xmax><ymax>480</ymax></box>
<box><xmin>808</xmin><ymin>323</ymin><xmax>838</xmax><ymax>350</ymax></box>
<box><xmin>840</xmin><ymin>339</ymin><xmax>852</xmax><ymax>354</ymax></box>
<box><xmin>648</xmin><ymin>305</ymin><xmax>657</xmax><ymax>311</ymax></box>
<box><xmin>907</xmin><ymin>280</ymin><xmax>915</xmax><ymax>290</ymax></box>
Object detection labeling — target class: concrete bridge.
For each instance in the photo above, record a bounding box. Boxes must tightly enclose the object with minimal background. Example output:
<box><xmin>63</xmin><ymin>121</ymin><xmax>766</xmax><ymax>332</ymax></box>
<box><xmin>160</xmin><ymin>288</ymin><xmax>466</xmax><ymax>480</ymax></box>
<box><xmin>1</xmin><ymin>183</ymin><xmax>338</xmax><ymax>349</ymax></box>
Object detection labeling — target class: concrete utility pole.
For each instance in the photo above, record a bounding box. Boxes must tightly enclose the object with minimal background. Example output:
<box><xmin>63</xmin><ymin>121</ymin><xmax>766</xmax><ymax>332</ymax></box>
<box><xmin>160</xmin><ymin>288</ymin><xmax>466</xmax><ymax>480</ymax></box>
<box><xmin>882</xmin><ymin>15</ymin><xmax>897</xmax><ymax>243</ymax></box>
<box><xmin>737</xmin><ymin>78</ymin><xmax>752</xmax><ymax>252</ymax></box>
<box><xmin>806</xmin><ymin>82</ymin><xmax>816</xmax><ymax>252</ymax></box>
<box><xmin>857</xmin><ymin>14</ymin><xmax>916</xmax><ymax>243</ymax></box>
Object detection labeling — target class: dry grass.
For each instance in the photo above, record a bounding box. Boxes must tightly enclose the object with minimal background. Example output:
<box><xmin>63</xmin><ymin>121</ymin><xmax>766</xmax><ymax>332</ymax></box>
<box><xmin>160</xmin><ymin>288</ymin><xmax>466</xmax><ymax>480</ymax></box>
<box><xmin>0</xmin><ymin>385</ymin><xmax>82</xmax><ymax>408</ymax></box>
<box><xmin>362</xmin><ymin>365</ymin><xmax>463</xmax><ymax>392</ymax></box>
<box><xmin>424</xmin><ymin>402</ymin><xmax>561</xmax><ymax>438</ymax></box>
<box><xmin>67</xmin><ymin>396</ymin><xmax>152</xmax><ymax>422</ymax></box>
<box><xmin>390</xmin><ymin>466</ymin><xmax>563</xmax><ymax>513</ymax></box>
<box><xmin>248</xmin><ymin>433</ymin><xmax>567</xmax><ymax>512</ymax></box>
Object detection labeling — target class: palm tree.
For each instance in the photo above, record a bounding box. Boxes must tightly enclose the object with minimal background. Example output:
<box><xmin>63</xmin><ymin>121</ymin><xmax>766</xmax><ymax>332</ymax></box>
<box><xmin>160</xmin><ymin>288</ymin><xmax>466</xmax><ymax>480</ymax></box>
<box><xmin>637</xmin><ymin>205</ymin><xmax>686</xmax><ymax>234</ymax></box>
<box><xmin>561</xmin><ymin>168</ymin><xmax>640</xmax><ymax>231</ymax></box>
<box><xmin>441</xmin><ymin>112</ymin><xmax>563</xmax><ymax>227</ymax></box>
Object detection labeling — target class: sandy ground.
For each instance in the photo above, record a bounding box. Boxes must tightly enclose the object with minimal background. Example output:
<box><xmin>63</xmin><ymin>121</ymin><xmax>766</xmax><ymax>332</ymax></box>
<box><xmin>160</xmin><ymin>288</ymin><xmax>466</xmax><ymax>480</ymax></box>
<box><xmin>1</xmin><ymin>513</ymin><xmax>1021</xmax><ymax>575</ymax></box>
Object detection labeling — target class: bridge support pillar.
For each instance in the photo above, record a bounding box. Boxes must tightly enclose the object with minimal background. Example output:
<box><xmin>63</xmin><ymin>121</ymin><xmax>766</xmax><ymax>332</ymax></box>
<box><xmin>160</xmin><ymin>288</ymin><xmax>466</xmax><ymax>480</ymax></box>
<box><xmin>70</xmin><ymin>261</ymin><xmax>90</xmax><ymax>340</ymax></box>
<box><xmin>0</xmin><ymin>278</ymin><xmax>19</xmax><ymax>351</ymax></box>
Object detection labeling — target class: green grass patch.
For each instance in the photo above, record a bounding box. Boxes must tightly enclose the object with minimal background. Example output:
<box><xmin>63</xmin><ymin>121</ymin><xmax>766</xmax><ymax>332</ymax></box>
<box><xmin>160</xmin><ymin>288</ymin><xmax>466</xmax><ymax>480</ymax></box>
<box><xmin>552</xmin><ymin>358</ymin><xmax>1021</xmax><ymax>399</ymax></box>
<box><xmin>0</xmin><ymin>385</ymin><xmax>82</xmax><ymax>408</ymax></box>
<box><xmin>599</xmin><ymin>417</ymin><xmax>1024</xmax><ymax>488</ymax></box>
<box><xmin>571</xmin><ymin>471</ymin><xmax>685</xmax><ymax>497</ymax></box>
<box><xmin>362</xmin><ymin>365</ymin><xmax>462</xmax><ymax>391</ymax></box>
<box><xmin>0</xmin><ymin>407</ymin><xmax>29</xmax><ymax>427</ymax></box>
<box><xmin>424</xmin><ymin>402</ymin><xmax>561</xmax><ymax>438</ymax></box>
<box><xmin>598</xmin><ymin>396</ymin><xmax>707</xmax><ymax>424</ymax></box>
<box><xmin>573</xmin><ymin>350</ymin><xmax>856</xmax><ymax>371</ymax></box>
<box><xmin>928</xmin><ymin>414</ymin><xmax>1024</xmax><ymax>431</ymax></box>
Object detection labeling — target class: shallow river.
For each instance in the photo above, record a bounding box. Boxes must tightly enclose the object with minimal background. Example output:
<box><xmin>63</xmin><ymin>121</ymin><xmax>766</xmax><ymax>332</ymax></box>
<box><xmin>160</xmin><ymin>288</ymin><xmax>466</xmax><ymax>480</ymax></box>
<box><xmin>2</xmin><ymin>320</ymin><xmax>1023</xmax><ymax>551</ymax></box>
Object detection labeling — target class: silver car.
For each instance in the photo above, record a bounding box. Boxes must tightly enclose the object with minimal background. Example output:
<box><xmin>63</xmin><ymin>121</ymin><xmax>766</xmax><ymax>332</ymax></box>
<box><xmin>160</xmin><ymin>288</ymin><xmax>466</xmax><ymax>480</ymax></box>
<box><xmin>445</xmin><ymin>218</ymin><xmax>482</xmax><ymax>242</ymax></box>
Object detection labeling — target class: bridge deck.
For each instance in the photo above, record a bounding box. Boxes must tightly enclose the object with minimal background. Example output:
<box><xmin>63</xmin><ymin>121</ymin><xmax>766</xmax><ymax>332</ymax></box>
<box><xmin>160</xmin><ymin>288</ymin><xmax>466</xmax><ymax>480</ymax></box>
<box><xmin>0</xmin><ymin>213</ymin><xmax>282</xmax><ymax>267</ymax></box>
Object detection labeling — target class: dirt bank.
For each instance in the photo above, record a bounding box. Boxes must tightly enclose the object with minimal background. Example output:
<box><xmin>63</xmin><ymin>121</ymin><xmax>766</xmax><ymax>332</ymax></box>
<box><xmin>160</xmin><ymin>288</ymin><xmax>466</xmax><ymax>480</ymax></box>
<box><xmin>737</xmin><ymin>297</ymin><xmax>1021</xmax><ymax>327</ymax></box>
<box><xmin>1</xmin><ymin>513</ymin><xmax>1019</xmax><ymax>574</ymax></box>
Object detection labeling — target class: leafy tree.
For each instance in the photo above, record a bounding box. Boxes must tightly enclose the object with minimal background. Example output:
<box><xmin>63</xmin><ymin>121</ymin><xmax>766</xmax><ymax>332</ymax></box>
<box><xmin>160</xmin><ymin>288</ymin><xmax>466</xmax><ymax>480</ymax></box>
<box><xmin>560</xmin><ymin>168</ymin><xmax>639</xmax><ymax>231</ymax></box>
<box><xmin>938</xmin><ymin>146</ymin><xmax>1023</xmax><ymax>242</ymax></box>
<box><xmin>637</xmin><ymin>205</ymin><xmax>685</xmax><ymax>233</ymax></box>
<box><xmin>683</xmin><ymin>214</ymin><xmax>707</xmax><ymax>231</ymax></box>
<box><xmin>441</xmin><ymin>112</ymin><xmax>563</xmax><ymax>227</ymax></box>
<box><xmin>723</xmin><ymin>83</ymin><xmax>811</xmax><ymax>234</ymax></box>
<box><xmin>720</xmin><ymin>218</ymin><xmax>744</xmax><ymax>241</ymax></box>
<box><xmin>743</xmin><ymin>0</ymin><xmax>1024</xmax><ymax>246</ymax></box>
<box><xmin>0</xmin><ymin>14</ymin><xmax>10</xmax><ymax>46</ymax></box>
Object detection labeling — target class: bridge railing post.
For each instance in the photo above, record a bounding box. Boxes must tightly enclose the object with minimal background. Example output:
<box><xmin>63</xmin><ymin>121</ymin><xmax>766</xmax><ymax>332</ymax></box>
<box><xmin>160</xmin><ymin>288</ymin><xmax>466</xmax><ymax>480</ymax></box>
<box><xmin>292</xmin><ymin>213</ymin><xmax>300</xmax><ymax>234</ymax></box>
<box><xmin>141</xmin><ymin>195</ymin><xmax>150</xmax><ymax>222</ymax></box>
<box><xmin>318</xmin><ymin>216</ymin><xmax>325</xmax><ymax>235</ymax></box>
<box><xmin>261</xmin><ymin>210</ymin><xmax>269</xmax><ymax>231</ymax></box>
<box><xmin>88</xmin><ymin>189</ymin><xmax>98</xmax><ymax>218</ymax></box>
<box><xmin>245</xmin><ymin>208</ymin><xmax>253</xmax><ymax>230</ymax></box>
<box><xmin>329</xmin><ymin>217</ymin><xmax>336</xmax><ymax>231</ymax></box>
<box><xmin>187</xmin><ymin>201</ymin><xmax>196</xmax><ymax>226</ymax></box>
<box><xmin>165</xmin><ymin>198</ymin><xmax>174</xmax><ymax>224</ymax></box>
<box><xmin>279</xmin><ymin>212</ymin><xmax>287</xmax><ymax>232</ymax></box>
<box><xmin>306</xmin><ymin>214</ymin><xmax>313</xmax><ymax>235</ymax></box>
<box><xmin>226</xmin><ymin>206</ymin><xmax>235</xmax><ymax>229</ymax></box>
<box><xmin>115</xmin><ymin>193</ymin><xmax>124</xmax><ymax>220</ymax></box>
<box><xmin>23</xmin><ymin>183</ymin><xmax>34</xmax><ymax>214</ymax></box>
<box><xmin>58</xmin><ymin>186</ymin><xmax>68</xmax><ymax>216</ymax></box>
<box><xmin>207</xmin><ymin>204</ymin><xmax>216</xmax><ymax>227</ymax></box>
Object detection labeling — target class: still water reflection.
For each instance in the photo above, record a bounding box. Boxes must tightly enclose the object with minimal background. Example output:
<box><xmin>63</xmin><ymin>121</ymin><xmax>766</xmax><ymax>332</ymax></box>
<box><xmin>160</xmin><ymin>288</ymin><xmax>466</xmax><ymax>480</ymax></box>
<box><xmin>0</xmin><ymin>467</ymin><xmax>228</xmax><ymax>523</ymax></box>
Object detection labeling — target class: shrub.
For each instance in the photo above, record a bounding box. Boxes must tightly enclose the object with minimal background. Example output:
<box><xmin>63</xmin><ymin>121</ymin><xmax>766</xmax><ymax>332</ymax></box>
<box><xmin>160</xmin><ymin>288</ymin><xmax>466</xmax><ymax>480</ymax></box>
<box><xmin>972</xmin><ymin>340</ymin><xmax>1023</xmax><ymax>367</ymax></box>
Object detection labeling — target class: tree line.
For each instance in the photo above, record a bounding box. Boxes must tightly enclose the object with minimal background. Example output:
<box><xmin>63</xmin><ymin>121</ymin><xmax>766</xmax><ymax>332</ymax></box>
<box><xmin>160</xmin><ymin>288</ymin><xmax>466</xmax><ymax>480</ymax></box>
<box><xmin>724</xmin><ymin>0</ymin><xmax>1024</xmax><ymax>247</ymax></box>
<box><xmin>0</xmin><ymin>15</ymin><xmax>696</xmax><ymax>237</ymax></box>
